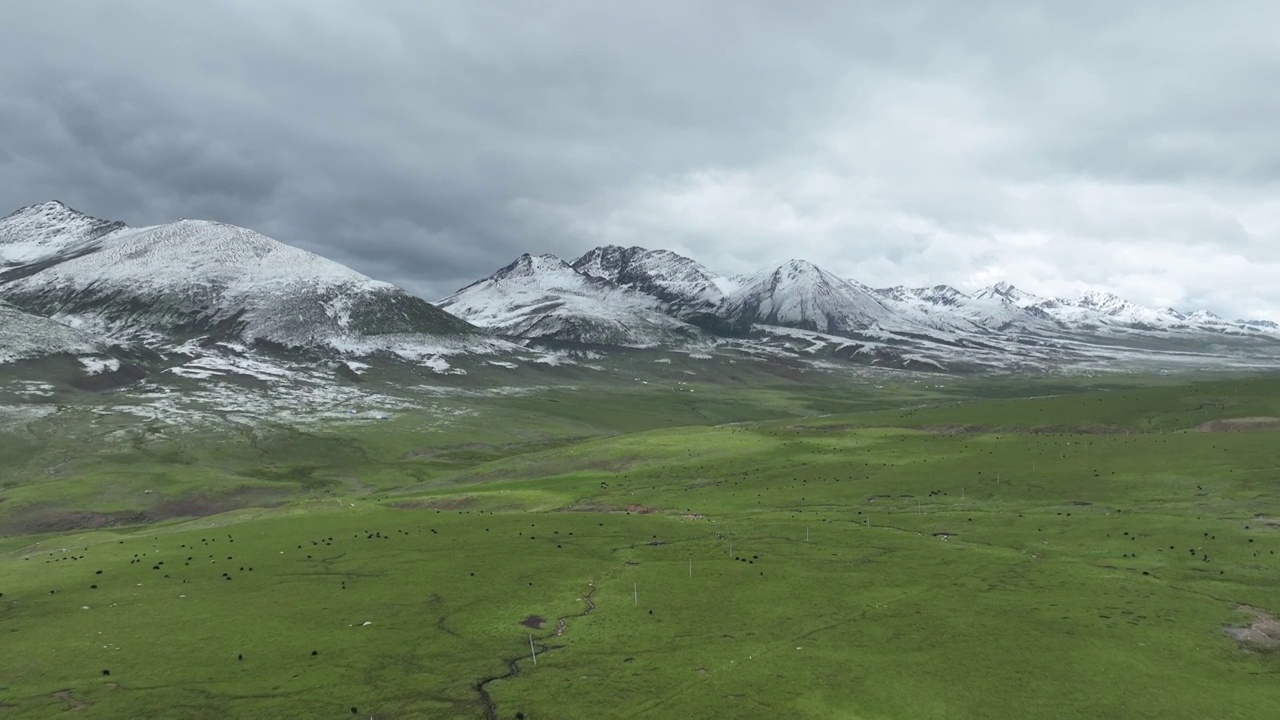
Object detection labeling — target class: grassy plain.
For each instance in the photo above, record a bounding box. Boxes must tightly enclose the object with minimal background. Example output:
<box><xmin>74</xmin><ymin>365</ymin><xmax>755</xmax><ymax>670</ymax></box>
<box><xmin>2</xmin><ymin>372</ymin><xmax>1280</xmax><ymax>718</ymax></box>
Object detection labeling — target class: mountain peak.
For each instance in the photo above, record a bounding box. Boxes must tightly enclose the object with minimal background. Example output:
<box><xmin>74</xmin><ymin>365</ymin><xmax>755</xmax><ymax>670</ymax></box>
<box><xmin>723</xmin><ymin>258</ymin><xmax>894</xmax><ymax>335</ymax></box>
<box><xmin>752</xmin><ymin>258</ymin><xmax>865</xmax><ymax>289</ymax></box>
<box><xmin>1</xmin><ymin>201</ymin><xmax>126</xmax><ymax>268</ymax></box>
<box><xmin>913</xmin><ymin>284</ymin><xmax>968</xmax><ymax>304</ymax></box>
<box><xmin>20</xmin><ymin>200</ymin><xmax>68</xmax><ymax>213</ymax></box>
<box><xmin>974</xmin><ymin>281</ymin><xmax>1043</xmax><ymax>306</ymax></box>
<box><xmin>1188</xmin><ymin>309</ymin><xmax>1224</xmax><ymax>322</ymax></box>
<box><xmin>439</xmin><ymin>249</ymin><xmax>707</xmax><ymax>347</ymax></box>
<box><xmin>1079</xmin><ymin>289</ymin><xmax>1120</xmax><ymax>301</ymax></box>
<box><xmin>572</xmin><ymin>244</ymin><xmax>726</xmax><ymax>318</ymax></box>
<box><xmin>776</xmin><ymin>258</ymin><xmax>823</xmax><ymax>275</ymax></box>
<box><xmin>573</xmin><ymin>244</ymin><xmax>716</xmax><ymax>281</ymax></box>
<box><xmin>4</xmin><ymin>200</ymin><xmax>94</xmax><ymax>223</ymax></box>
<box><xmin>1077</xmin><ymin>289</ymin><xmax>1128</xmax><ymax>309</ymax></box>
<box><xmin>490</xmin><ymin>253</ymin><xmax>572</xmax><ymax>281</ymax></box>
<box><xmin>574</xmin><ymin>244</ymin><xmax>647</xmax><ymax>261</ymax></box>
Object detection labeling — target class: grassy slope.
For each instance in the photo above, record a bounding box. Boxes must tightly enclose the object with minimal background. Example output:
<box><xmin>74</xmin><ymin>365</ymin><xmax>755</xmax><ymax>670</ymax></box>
<box><xmin>1</xmin><ymin>374</ymin><xmax>1279</xmax><ymax>718</ymax></box>
<box><xmin>0</xmin><ymin>370</ymin><xmax>967</xmax><ymax>533</ymax></box>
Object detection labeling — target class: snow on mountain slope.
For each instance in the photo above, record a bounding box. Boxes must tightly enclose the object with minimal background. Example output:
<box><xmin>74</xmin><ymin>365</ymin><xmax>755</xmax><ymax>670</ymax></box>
<box><xmin>874</xmin><ymin>284</ymin><xmax>1049</xmax><ymax>333</ymax></box>
<box><xmin>0</xmin><ymin>201</ymin><xmax>124</xmax><ymax>268</ymax></box>
<box><xmin>885</xmin><ymin>284</ymin><xmax>969</xmax><ymax>307</ymax></box>
<box><xmin>1240</xmin><ymin>319</ymin><xmax>1279</xmax><ymax>332</ymax></box>
<box><xmin>720</xmin><ymin>260</ymin><xmax>897</xmax><ymax>336</ymax></box>
<box><xmin>972</xmin><ymin>281</ymin><xmax>1050</xmax><ymax>309</ymax></box>
<box><xmin>0</xmin><ymin>301</ymin><xmax>103</xmax><ymax>364</ymax></box>
<box><xmin>437</xmin><ymin>253</ymin><xmax>707</xmax><ymax>347</ymax></box>
<box><xmin>975</xmin><ymin>282</ymin><xmax>1151</xmax><ymax>328</ymax></box>
<box><xmin>437</xmin><ymin>254</ymin><xmax>707</xmax><ymax>347</ymax></box>
<box><xmin>1074</xmin><ymin>290</ymin><xmax>1191</xmax><ymax>328</ymax></box>
<box><xmin>1186</xmin><ymin>309</ymin><xmax>1223</xmax><ymax>323</ymax></box>
<box><xmin>3</xmin><ymin>201</ymin><xmax>1274</xmax><ymax>378</ymax></box>
<box><xmin>970</xmin><ymin>281</ymin><xmax>1271</xmax><ymax>335</ymax></box>
<box><xmin>0</xmin><ymin>213</ymin><xmax>480</xmax><ymax>353</ymax></box>
<box><xmin>1176</xmin><ymin>309</ymin><xmax>1261</xmax><ymax>335</ymax></box>
<box><xmin>571</xmin><ymin>245</ymin><xmax>728</xmax><ymax>319</ymax></box>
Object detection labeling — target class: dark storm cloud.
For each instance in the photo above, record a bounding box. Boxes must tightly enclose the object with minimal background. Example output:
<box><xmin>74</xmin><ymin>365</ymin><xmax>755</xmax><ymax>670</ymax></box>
<box><xmin>1</xmin><ymin>1</ymin><xmax>1277</xmax><ymax>316</ymax></box>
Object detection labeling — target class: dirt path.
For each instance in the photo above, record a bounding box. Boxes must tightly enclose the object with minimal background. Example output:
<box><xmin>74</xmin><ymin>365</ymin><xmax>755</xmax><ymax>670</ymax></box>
<box><xmin>474</xmin><ymin>581</ymin><xmax>598</xmax><ymax>720</ymax></box>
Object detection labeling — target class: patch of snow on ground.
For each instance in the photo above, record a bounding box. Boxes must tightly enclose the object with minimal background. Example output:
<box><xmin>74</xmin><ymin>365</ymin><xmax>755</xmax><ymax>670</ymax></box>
<box><xmin>79</xmin><ymin>357</ymin><xmax>122</xmax><ymax>374</ymax></box>
<box><xmin>101</xmin><ymin>375</ymin><xmax>467</xmax><ymax>429</ymax></box>
<box><xmin>408</xmin><ymin>384</ymin><xmax>548</xmax><ymax>398</ymax></box>
<box><xmin>532</xmin><ymin>351</ymin><xmax>568</xmax><ymax>366</ymax></box>
<box><xmin>170</xmin><ymin>355</ymin><xmax>296</xmax><ymax>382</ymax></box>
<box><xmin>344</xmin><ymin>361</ymin><xmax>371</xmax><ymax>375</ymax></box>
<box><xmin>14</xmin><ymin>381</ymin><xmax>56</xmax><ymax>398</ymax></box>
<box><xmin>322</xmin><ymin>295</ymin><xmax>355</xmax><ymax>328</ymax></box>
<box><xmin>167</xmin><ymin>367</ymin><xmax>222</xmax><ymax>379</ymax></box>
<box><xmin>0</xmin><ymin>403</ymin><xmax>58</xmax><ymax>428</ymax></box>
<box><xmin>420</xmin><ymin>356</ymin><xmax>467</xmax><ymax>375</ymax></box>
<box><xmin>326</xmin><ymin>333</ymin><xmax>515</xmax><ymax>361</ymax></box>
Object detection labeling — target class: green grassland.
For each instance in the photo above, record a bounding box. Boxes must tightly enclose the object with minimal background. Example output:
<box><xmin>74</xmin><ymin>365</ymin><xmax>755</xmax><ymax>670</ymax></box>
<box><xmin>2</xmin><ymin>373</ymin><xmax>1280</xmax><ymax>718</ymax></box>
<box><xmin>0</xmin><ymin>369</ymin><xmax>995</xmax><ymax>534</ymax></box>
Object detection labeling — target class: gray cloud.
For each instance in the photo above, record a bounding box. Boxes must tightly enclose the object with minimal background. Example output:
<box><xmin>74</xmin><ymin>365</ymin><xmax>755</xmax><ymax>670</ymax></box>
<box><xmin>2</xmin><ymin>1</ymin><xmax>1278</xmax><ymax>318</ymax></box>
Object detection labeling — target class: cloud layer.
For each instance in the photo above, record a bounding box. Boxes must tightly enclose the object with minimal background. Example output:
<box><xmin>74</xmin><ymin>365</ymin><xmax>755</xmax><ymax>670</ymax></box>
<box><xmin>3</xmin><ymin>1</ymin><xmax>1277</xmax><ymax>318</ymax></box>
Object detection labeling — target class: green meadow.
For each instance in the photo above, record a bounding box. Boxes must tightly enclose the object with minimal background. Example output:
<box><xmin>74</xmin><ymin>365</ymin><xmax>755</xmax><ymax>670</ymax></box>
<box><xmin>2</xmin><ymin>373</ymin><xmax>1280</xmax><ymax>718</ymax></box>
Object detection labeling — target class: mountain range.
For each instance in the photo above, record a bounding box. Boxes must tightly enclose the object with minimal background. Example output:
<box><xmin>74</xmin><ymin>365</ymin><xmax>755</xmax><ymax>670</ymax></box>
<box><xmin>1</xmin><ymin>201</ymin><xmax>1277</xmax><ymax>378</ymax></box>
<box><xmin>442</xmin><ymin>244</ymin><xmax>1278</xmax><ymax>345</ymax></box>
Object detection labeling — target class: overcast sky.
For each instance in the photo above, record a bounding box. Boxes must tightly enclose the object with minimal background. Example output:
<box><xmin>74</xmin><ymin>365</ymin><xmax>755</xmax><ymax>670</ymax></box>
<box><xmin>3</xmin><ymin>1</ymin><xmax>1278</xmax><ymax>319</ymax></box>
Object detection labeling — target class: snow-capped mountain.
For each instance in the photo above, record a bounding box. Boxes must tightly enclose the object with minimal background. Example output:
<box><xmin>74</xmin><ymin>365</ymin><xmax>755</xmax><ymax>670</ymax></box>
<box><xmin>967</xmin><ymin>281</ymin><xmax>1265</xmax><ymax>335</ymax></box>
<box><xmin>571</xmin><ymin>245</ymin><xmax>729</xmax><ymax>323</ymax></box>
<box><xmin>874</xmin><ymin>284</ymin><xmax>1048</xmax><ymax>333</ymax></box>
<box><xmin>1241</xmin><ymin>319</ymin><xmax>1279</xmax><ymax>332</ymax></box>
<box><xmin>876</xmin><ymin>284</ymin><xmax>969</xmax><ymax>308</ymax></box>
<box><xmin>2</xmin><ymin>200</ymin><xmax>1275</xmax><ymax>379</ymax></box>
<box><xmin>0</xmin><ymin>203</ymin><xmax>480</xmax><ymax>355</ymax></box>
<box><xmin>445</xmin><ymin>240</ymin><xmax>1274</xmax><ymax>351</ymax></box>
<box><xmin>438</xmin><ymin>253</ymin><xmax>706</xmax><ymax>347</ymax></box>
<box><xmin>443</xmin><ymin>242</ymin><xmax>1278</xmax><ymax>369</ymax></box>
<box><xmin>718</xmin><ymin>260</ymin><xmax>897</xmax><ymax>336</ymax></box>
<box><xmin>1019</xmin><ymin>292</ymin><xmax>1165</xmax><ymax>328</ymax></box>
<box><xmin>0</xmin><ymin>201</ymin><xmax>124</xmax><ymax>269</ymax></box>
